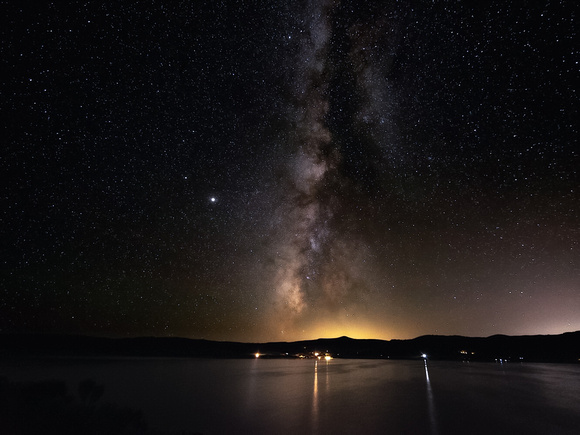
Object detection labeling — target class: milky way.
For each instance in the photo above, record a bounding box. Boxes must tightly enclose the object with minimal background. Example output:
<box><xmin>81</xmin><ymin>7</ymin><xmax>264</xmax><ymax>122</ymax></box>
<box><xmin>2</xmin><ymin>1</ymin><xmax>578</xmax><ymax>342</ymax></box>
<box><xmin>268</xmin><ymin>0</ymin><xmax>336</xmax><ymax>329</ymax></box>
<box><xmin>262</xmin><ymin>1</ymin><xmax>382</xmax><ymax>337</ymax></box>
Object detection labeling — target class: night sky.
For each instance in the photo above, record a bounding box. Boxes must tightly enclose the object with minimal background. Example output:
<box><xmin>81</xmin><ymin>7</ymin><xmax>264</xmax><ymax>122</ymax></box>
<box><xmin>2</xmin><ymin>1</ymin><xmax>578</xmax><ymax>342</ymax></box>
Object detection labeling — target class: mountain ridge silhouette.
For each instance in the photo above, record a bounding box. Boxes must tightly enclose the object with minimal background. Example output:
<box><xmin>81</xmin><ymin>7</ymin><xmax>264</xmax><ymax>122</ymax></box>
<box><xmin>1</xmin><ymin>331</ymin><xmax>579</xmax><ymax>363</ymax></box>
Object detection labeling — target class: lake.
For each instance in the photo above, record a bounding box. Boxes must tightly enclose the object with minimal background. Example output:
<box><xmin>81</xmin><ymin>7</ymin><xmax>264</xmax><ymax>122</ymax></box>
<box><xmin>1</xmin><ymin>357</ymin><xmax>579</xmax><ymax>434</ymax></box>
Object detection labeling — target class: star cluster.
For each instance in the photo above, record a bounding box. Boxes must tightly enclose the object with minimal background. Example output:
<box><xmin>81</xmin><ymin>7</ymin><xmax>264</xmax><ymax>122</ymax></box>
<box><xmin>1</xmin><ymin>1</ymin><xmax>578</xmax><ymax>341</ymax></box>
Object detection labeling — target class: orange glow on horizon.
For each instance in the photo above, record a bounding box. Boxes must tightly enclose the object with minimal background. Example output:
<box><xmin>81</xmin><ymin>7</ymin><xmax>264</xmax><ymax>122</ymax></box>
<box><xmin>305</xmin><ymin>320</ymin><xmax>396</xmax><ymax>341</ymax></box>
<box><xmin>255</xmin><ymin>310</ymin><xmax>446</xmax><ymax>343</ymax></box>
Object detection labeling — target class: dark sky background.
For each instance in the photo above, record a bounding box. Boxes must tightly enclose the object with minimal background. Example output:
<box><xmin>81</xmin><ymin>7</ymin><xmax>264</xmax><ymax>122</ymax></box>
<box><xmin>2</xmin><ymin>0</ymin><xmax>578</xmax><ymax>342</ymax></box>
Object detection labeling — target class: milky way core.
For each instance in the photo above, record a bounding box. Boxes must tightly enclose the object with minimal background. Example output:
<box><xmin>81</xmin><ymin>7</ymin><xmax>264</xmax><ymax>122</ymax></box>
<box><xmin>264</xmin><ymin>1</ymin><xmax>396</xmax><ymax>338</ymax></box>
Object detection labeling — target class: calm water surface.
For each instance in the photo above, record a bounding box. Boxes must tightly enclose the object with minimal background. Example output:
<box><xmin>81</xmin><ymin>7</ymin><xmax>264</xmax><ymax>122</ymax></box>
<box><xmin>2</xmin><ymin>358</ymin><xmax>579</xmax><ymax>434</ymax></box>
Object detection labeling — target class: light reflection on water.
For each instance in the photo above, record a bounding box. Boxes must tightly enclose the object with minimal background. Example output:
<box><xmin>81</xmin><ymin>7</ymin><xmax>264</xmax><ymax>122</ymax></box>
<box><xmin>311</xmin><ymin>358</ymin><xmax>331</xmax><ymax>435</ymax></box>
<box><xmin>312</xmin><ymin>359</ymin><xmax>318</xmax><ymax>433</ymax></box>
<box><xmin>1</xmin><ymin>358</ymin><xmax>579</xmax><ymax>434</ymax></box>
<box><xmin>424</xmin><ymin>360</ymin><xmax>438</xmax><ymax>435</ymax></box>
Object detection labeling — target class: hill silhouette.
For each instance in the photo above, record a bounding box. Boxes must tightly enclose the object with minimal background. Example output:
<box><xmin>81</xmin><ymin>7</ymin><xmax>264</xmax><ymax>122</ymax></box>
<box><xmin>1</xmin><ymin>332</ymin><xmax>579</xmax><ymax>363</ymax></box>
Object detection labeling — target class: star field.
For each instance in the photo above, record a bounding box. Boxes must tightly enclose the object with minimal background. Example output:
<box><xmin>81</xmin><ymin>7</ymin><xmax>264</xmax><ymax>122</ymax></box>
<box><xmin>1</xmin><ymin>1</ymin><xmax>578</xmax><ymax>342</ymax></box>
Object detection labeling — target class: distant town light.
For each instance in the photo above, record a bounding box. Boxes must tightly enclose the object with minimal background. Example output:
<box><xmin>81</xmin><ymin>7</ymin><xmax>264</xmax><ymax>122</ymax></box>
<box><xmin>421</xmin><ymin>354</ymin><xmax>427</xmax><ymax>359</ymax></box>
<box><xmin>255</xmin><ymin>353</ymin><xmax>260</xmax><ymax>358</ymax></box>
